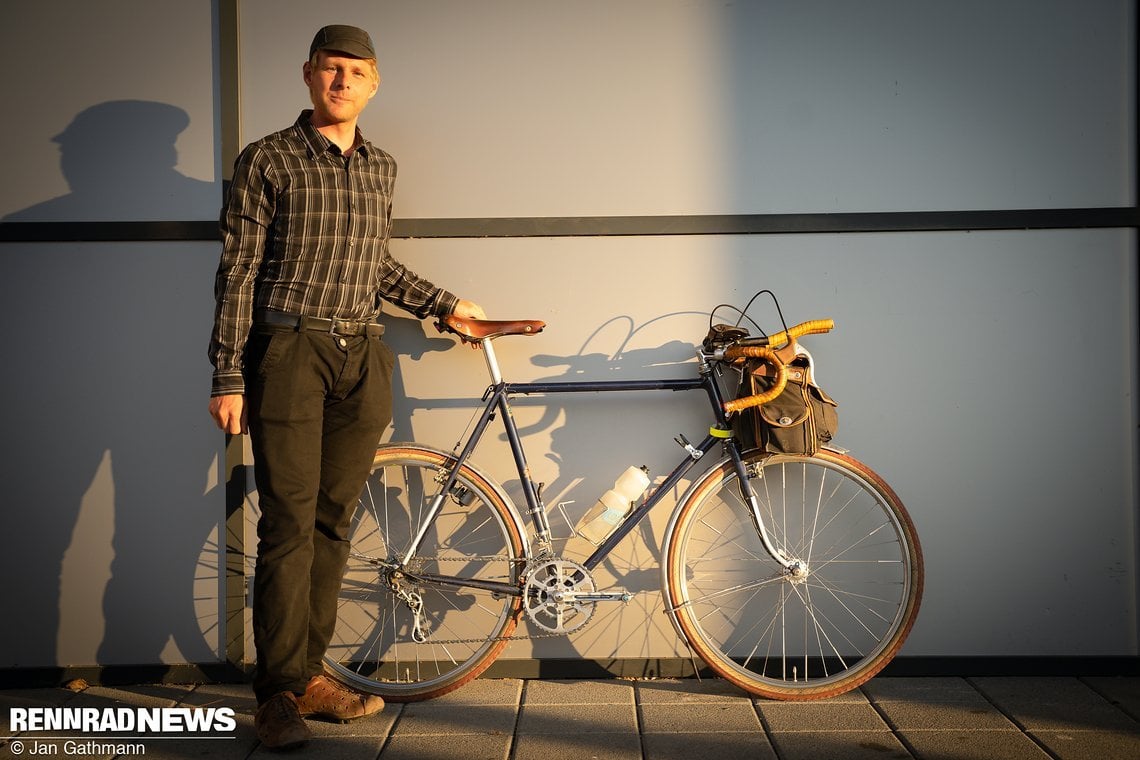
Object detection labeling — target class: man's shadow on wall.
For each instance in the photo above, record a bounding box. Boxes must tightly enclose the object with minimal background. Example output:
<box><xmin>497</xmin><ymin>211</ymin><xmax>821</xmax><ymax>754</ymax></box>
<box><xmin>4</xmin><ymin>100</ymin><xmax>218</xmax><ymax>222</ymax></box>
<box><xmin>380</xmin><ymin>314</ymin><xmax>456</xmax><ymax>444</ymax></box>
<box><xmin>0</xmin><ymin>100</ymin><xmax>221</xmax><ymax>678</ymax></box>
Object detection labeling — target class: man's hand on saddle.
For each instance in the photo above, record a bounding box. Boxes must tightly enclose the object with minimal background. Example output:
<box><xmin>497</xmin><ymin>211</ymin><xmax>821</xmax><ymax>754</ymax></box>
<box><xmin>452</xmin><ymin>299</ymin><xmax>486</xmax><ymax>320</ymax></box>
<box><xmin>452</xmin><ymin>300</ymin><xmax>487</xmax><ymax>347</ymax></box>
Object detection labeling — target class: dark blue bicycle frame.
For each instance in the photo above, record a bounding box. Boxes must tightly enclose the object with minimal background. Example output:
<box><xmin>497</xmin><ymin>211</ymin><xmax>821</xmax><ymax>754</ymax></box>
<box><xmin>432</xmin><ymin>363</ymin><xmax>751</xmax><ymax>576</ymax></box>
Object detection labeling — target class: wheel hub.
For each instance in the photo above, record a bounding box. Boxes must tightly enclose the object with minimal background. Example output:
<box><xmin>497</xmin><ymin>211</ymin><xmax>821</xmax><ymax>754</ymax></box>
<box><xmin>785</xmin><ymin>560</ymin><xmax>810</xmax><ymax>584</ymax></box>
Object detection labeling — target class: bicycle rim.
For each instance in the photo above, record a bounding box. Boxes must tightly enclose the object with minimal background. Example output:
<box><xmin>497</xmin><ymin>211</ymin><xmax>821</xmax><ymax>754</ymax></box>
<box><xmin>323</xmin><ymin>445</ymin><xmax>525</xmax><ymax>701</ymax></box>
<box><xmin>664</xmin><ymin>448</ymin><xmax>923</xmax><ymax>700</ymax></box>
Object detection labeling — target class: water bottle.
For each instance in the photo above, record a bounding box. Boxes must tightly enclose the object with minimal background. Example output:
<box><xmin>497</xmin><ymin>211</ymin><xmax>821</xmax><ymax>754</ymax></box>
<box><xmin>575</xmin><ymin>466</ymin><xmax>651</xmax><ymax>545</ymax></box>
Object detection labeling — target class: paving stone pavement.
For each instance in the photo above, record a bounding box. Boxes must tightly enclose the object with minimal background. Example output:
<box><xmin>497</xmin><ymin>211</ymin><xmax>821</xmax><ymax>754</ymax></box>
<box><xmin>1</xmin><ymin>676</ymin><xmax>1138</xmax><ymax>759</ymax></box>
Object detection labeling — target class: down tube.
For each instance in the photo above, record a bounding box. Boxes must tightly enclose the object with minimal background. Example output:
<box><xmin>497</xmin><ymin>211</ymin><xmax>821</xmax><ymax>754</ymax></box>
<box><xmin>581</xmin><ymin>433</ymin><xmax>721</xmax><ymax>572</ymax></box>
<box><xmin>576</xmin><ymin>370</ymin><xmax>736</xmax><ymax>570</ymax></box>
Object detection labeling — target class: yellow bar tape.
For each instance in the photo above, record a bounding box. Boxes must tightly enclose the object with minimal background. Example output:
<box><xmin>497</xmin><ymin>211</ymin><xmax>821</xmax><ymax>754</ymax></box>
<box><xmin>710</xmin><ymin>426</ymin><xmax>733</xmax><ymax>439</ymax></box>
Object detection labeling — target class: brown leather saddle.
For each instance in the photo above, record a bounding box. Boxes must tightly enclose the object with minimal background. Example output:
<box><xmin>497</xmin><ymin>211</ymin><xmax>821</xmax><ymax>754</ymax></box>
<box><xmin>438</xmin><ymin>315</ymin><xmax>546</xmax><ymax>343</ymax></box>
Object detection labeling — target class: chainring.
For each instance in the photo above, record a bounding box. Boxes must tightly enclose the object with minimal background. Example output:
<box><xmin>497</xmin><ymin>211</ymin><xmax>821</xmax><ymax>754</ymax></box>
<box><xmin>522</xmin><ymin>558</ymin><xmax>597</xmax><ymax>634</ymax></box>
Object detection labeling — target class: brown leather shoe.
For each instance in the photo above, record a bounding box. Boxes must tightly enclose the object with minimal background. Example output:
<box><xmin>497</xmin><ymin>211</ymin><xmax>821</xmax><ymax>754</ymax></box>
<box><xmin>295</xmin><ymin>674</ymin><xmax>384</xmax><ymax>723</ymax></box>
<box><xmin>255</xmin><ymin>691</ymin><xmax>312</xmax><ymax>750</ymax></box>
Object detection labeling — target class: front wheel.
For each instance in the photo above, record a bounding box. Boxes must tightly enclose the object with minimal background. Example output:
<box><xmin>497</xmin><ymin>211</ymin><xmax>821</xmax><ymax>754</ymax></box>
<box><xmin>322</xmin><ymin>445</ymin><xmax>526</xmax><ymax>701</ymax></box>
<box><xmin>663</xmin><ymin>448</ymin><xmax>923</xmax><ymax>700</ymax></box>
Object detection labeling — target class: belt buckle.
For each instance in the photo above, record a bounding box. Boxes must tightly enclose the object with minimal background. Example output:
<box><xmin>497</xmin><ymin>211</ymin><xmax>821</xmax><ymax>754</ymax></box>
<box><xmin>330</xmin><ymin>317</ymin><xmax>363</xmax><ymax>337</ymax></box>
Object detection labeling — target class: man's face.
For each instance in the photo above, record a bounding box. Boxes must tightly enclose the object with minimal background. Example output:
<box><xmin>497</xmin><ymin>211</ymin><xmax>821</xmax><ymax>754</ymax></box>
<box><xmin>303</xmin><ymin>51</ymin><xmax>379</xmax><ymax>127</ymax></box>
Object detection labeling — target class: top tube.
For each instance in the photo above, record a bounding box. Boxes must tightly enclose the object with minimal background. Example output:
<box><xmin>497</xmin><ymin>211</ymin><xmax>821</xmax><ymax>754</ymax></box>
<box><xmin>505</xmin><ymin>377</ymin><xmax>706</xmax><ymax>395</ymax></box>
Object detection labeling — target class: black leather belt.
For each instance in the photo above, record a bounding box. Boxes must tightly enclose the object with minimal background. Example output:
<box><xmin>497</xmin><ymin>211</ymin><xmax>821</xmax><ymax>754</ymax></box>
<box><xmin>256</xmin><ymin>309</ymin><xmax>385</xmax><ymax>338</ymax></box>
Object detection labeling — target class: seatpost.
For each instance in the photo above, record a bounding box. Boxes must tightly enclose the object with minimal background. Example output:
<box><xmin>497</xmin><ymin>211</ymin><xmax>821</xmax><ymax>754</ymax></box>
<box><xmin>481</xmin><ymin>338</ymin><xmax>504</xmax><ymax>384</ymax></box>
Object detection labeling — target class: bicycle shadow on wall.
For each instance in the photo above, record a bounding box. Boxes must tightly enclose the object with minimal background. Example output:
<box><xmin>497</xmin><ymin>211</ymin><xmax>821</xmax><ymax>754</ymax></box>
<box><xmin>388</xmin><ymin>310</ymin><xmax>715</xmax><ymax>662</ymax></box>
<box><xmin>0</xmin><ymin>100</ymin><xmax>221</xmax><ymax>680</ymax></box>
<box><xmin>523</xmin><ymin>315</ymin><xmax>712</xmax><ymax>662</ymax></box>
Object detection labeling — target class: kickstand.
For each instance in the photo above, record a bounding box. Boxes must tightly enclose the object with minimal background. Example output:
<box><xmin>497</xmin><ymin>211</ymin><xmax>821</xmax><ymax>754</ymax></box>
<box><xmin>684</xmin><ymin>640</ymin><xmax>703</xmax><ymax>683</ymax></box>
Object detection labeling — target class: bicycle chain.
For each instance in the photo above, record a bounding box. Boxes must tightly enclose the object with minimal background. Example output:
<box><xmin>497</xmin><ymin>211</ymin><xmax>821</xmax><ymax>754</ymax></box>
<box><xmin>408</xmin><ymin>626</ymin><xmax>568</xmax><ymax>646</ymax></box>
<box><xmin>388</xmin><ymin>555</ymin><xmax>604</xmax><ymax>646</ymax></box>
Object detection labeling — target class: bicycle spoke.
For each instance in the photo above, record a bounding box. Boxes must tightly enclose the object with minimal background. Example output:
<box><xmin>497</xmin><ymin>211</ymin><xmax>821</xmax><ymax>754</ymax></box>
<box><xmin>323</xmin><ymin>446</ymin><xmax>523</xmax><ymax>700</ymax></box>
<box><xmin>686</xmin><ymin>572</ymin><xmax>788</xmax><ymax>612</ymax></box>
<box><xmin>666</xmin><ymin>450</ymin><xmax>922</xmax><ymax>699</ymax></box>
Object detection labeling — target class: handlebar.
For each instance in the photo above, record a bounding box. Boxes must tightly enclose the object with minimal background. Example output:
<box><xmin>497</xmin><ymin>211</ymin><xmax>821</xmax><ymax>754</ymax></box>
<box><xmin>763</xmin><ymin>318</ymin><xmax>835</xmax><ymax>350</ymax></box>
<box><xmin>720</xmin><ymin>318</ymin><xmax>834</xmax><ymax>415</ymax></box>
<box><xmin>722</xmin><ymin>347</ymin><xmax>788</xmax><ymax>413</ymax></box>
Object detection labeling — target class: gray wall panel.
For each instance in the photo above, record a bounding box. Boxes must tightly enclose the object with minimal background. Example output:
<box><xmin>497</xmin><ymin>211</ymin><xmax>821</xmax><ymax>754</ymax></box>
<box><xmin>238</xmin><ymin>0</ymin><xmax>1135</xmax><ymax>217</ymax></box>
<box><xmin>0</xmin><ymin>0</ymin><xmax>220</xmax><ymax>222</ymax></box>
<box><xmin>0</xmin><ymin>0</ymin><xmax>1133</xmax><ymax>670</ymax></box>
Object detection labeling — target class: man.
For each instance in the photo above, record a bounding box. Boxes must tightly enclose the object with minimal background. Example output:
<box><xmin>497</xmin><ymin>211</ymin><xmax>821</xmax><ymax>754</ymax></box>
<box><xmin>208</xmin><ymin>24</ymin><xmax>485</xmax><ymax>749</ymax></box>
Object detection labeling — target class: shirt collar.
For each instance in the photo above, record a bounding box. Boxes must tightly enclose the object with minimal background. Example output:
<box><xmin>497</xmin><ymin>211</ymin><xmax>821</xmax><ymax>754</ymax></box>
<box><xmin>295</xmin><ymin>109</ymin><xmax>372</xmax><ymax>158</ymax></box>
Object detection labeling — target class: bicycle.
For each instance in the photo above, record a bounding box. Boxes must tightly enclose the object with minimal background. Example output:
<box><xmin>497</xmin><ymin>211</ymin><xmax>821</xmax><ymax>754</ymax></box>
<box><xmin>320</xmin><ymin>300</ymin><xmax>923</xmax><ymax>702</ymax></box>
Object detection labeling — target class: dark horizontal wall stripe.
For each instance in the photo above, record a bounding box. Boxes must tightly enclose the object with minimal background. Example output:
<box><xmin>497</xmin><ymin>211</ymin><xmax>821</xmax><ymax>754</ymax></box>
<box><xmin>0</xmin><ymin>220</ymin><xmax>220</xmax><ymax>242</ymax></box>
<box><xmin>1</xmin><ymin>207</ymin><xmax>1137</xmax><ymax>243</ymax></box>
<box><xmin>394</xmin><ymin>207</ymin><xmax>1140</xmax><ymax>238</ymax></box>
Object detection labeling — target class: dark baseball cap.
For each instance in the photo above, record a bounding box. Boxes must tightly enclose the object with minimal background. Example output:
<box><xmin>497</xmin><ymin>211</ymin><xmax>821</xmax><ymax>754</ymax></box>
<box><xmin>309</xmin><ymin>24</ymin><xmax>376</xmax><ymax>59</ymax></box>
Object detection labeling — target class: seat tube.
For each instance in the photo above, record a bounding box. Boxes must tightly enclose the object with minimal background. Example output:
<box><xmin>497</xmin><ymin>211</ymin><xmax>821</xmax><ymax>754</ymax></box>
<box><xmin>496</xmin><ymin>392</ymin><xmax>552</xmax><ymax>542</ymax></box>
<box><xmin>478</xmin><ymin>337</ymin><xmax>553</xmax><ymax>538</ymax></box>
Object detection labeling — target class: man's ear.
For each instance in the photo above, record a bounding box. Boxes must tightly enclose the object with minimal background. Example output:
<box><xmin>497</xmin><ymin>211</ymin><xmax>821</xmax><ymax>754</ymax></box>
<box><xmin>302</xmin><ymin>60</ymin><xmax>313</xmax><ymax>86</ymax></box>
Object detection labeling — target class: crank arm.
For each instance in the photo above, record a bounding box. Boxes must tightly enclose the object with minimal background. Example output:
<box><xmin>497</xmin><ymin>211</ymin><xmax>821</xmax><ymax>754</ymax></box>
<box><xmin>564</xmin><ymin>591</ymin><xmax>633</xmax><ymax>603</ymax></box>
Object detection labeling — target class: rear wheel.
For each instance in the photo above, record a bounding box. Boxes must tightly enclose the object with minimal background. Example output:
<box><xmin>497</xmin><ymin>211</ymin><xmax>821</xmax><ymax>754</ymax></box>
<box><xmin>322</xmin><ymin>445</ymin><xmax>525</xmax><ymax>701</ymax></box>
<box><xmin>664</xmin><ymin>448</ymin><xmax>922</xmax><ymax>700</ymax></box>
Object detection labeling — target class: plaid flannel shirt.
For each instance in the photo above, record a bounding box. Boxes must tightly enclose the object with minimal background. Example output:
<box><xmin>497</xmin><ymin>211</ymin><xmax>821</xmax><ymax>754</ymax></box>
<box><xmin>209</xmin><ymin>110</ymin><xmax>457</xmax><ymax>395</ymax></box>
